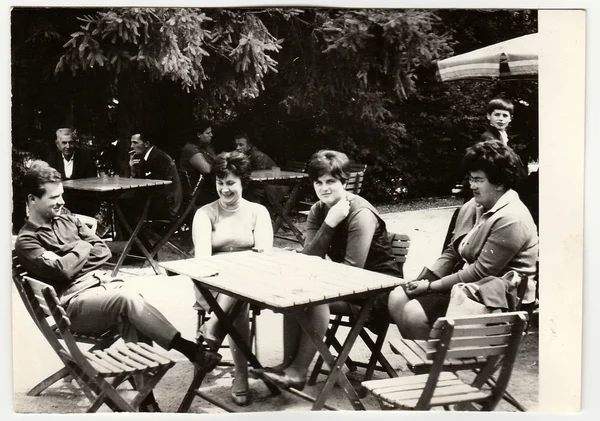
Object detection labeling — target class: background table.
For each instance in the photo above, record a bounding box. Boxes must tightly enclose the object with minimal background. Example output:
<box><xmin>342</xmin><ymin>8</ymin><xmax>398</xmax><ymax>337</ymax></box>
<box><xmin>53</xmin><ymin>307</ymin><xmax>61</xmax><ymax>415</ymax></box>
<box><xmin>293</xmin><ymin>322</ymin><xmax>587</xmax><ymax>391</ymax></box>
<box><xmin>161</xmin><ymin>249</ymin><xmax>405</xmax><ymax>411</ymax></box>
<box><xmin>250</xmin><ymin>170</ymin><xmax>308</xmax><ymax>244</ymax></box>
<box><xmin>63</xmin><ymin>176</ymin><xmax>171</xmax><ymax>275</ymax></box>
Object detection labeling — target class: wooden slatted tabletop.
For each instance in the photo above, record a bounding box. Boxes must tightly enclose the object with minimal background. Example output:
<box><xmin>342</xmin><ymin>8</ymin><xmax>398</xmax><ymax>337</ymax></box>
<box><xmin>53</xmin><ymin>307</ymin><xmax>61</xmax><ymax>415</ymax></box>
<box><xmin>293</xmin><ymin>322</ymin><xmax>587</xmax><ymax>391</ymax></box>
<box><xmin>250</xmin><ymin>170</ymin><xmax>308</xmax><ymax>182</ymax></box>
<box><xmin>160</xmin><ymin>249</ymin><xmax>405</xmax><ymax>311</ymax></box>
<box><xmin>62</xmin><ymin>176</ymin><xmax>171</xmax><ymax>192</ymax></box>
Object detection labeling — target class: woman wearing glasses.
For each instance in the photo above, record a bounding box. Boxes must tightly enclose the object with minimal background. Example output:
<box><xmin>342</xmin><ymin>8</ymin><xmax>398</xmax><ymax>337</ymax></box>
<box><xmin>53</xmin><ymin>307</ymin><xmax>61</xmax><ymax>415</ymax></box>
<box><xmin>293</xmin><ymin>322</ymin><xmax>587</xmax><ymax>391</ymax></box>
<box><xmin>388</xmin><ymin>140</ymin><xmax>538</xmax><ymax>339</ymax></box>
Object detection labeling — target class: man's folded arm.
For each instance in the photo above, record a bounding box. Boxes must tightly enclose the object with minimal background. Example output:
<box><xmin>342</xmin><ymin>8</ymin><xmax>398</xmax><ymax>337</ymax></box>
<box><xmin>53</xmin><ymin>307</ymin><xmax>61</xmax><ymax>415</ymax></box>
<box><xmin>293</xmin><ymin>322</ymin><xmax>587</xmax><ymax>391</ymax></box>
<box><xmin>15</xmin><ymin>235</ymin><xmax>92</xmax><ymax>284</ymax></box>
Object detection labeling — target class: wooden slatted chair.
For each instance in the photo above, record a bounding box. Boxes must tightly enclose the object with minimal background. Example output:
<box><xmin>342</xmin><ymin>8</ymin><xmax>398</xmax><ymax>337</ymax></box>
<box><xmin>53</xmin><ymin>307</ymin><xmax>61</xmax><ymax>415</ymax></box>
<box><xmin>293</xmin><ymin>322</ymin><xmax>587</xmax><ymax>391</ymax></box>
<box><xmin>12</xmin><ymin>254</ymin><xmax>121</xmax><ymax>397</ymax></box>
<box><xmin>20</xmin><ymin>275</ymin><xmax>177</xmax><ymax>412</ymax></box>
<box><xmin>282</xmin><ymin>160</ymin><xmax>307</xmax><ymax>173</ymax></box>
<box><xmin>346</xmin><ymin>162</ymin><xmax>368</xmax><ymax>194</ymax></box>
<box><xmin>142</xmin><ymin>171</ymin><xmax>204</xmax><ymax>260</ymax></box>
<box><xmin>388</xmin><ymin>278</ymin><xmax>530</xmax><ymax>412</ymax></box>
<box><xmin>363</xmin><ymin>311</ymin><xmax>528</xmax><ymax>411</ymax></box>
<box><xmin>308</xmin><ymin>232</ymin><xmax>410</xmax><ymax>387</ymax></box>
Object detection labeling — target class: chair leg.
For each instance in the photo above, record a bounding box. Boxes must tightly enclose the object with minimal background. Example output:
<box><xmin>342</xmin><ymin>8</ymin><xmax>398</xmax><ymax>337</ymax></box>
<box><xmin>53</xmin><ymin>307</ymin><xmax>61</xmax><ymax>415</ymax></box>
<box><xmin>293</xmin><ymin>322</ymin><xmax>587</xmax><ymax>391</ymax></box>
<box><xmin>87</xmin><ymin>373</ymin><xmax>129</xmax><ymax>413</ymax></box>
<box><xmin>130</xmin><ymin>368</ymin><xmax>171</xmax><ymax>410</ymax></box>
<box><xmin>362</xmin><ymin>324</ymin><xmax>392</xmax><ymax>381</ymax></box>
<box><xmin>27</xmin><ymin>366</ymin><xmax>71</xmax><ymax>396</ymax></box>
<box><xmin>485</xmin><ymin>376</ymin><xmax>527</xmax><ymax>411</ymax></box>
<box><xmin>308</xmin><ymin>315</ymin><xmax>344</xmax><ymax>386</ymax></box>
<box><xmin>178</xmin><ymin>365</ymin><xmax>210</xmax><ymax>412</ymax></box>
<box><xmin>64</xmin><ymin>361</ymin><xmax>134</xmax><ymax>412</ymax></box>
<box><xmin>250</xmin><ymin>309</ymin><xmax>258</xmax><ymax>358</ymax></box>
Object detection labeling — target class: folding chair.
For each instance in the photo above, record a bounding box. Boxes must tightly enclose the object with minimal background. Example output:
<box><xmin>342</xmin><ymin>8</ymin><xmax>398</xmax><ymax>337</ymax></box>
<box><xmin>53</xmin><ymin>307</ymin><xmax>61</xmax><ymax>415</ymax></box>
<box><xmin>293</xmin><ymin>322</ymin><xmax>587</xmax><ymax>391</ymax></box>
<box><xmin>363</xmin><ymin>312</ymin><xmax>529</xmax><ymax>411</ymax></box>
<box><xmin>282</xmin><ymin>160</ymin><xmax>308</xmax><ymax>173</ymax></box>
<box><xmin>389</xmin><ymin>275</ymin><xmax>532</xmax><ymax>411</ymax></box>
<box><xmin>12</xmin><ymin>254</ymin><xmax>121</xmax><ymax>397</ymax></box>
<box><xmin>20</xmin><ymin>275</ymin><xmax>177</xmax><ymax>412</ymax></box>
<box><xmin>143</xmin><ymin>172</ymin><xmax>204</xmax><ymax>260</ymax></box>
<box><xmin>308</xmin><ymin>232</ymin><xmax>410</xmax><ymax>387</ymax></box>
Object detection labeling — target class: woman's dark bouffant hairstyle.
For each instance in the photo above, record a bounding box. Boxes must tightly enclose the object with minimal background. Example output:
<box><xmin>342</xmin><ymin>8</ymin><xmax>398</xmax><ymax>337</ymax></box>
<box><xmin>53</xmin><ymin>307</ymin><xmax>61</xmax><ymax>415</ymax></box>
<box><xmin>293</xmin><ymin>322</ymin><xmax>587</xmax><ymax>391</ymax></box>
<box><xmin>212</xmin><ymin>151</ymin><xmax>252</xmax><ymax>187</ymax></box>
<box><xmin>307</xmin><ymin>150</ymin><xmax>350</xmax><ymax>183</ymax></box>
<box><xmin>463</xmin><ymin>140</ymin><xmax>527</xmax><ymax>190</ymax></box>
<box><xmin>196</xmin><ymin>119</ymin><xmax>212</xmax><ymax>135</ymax></box>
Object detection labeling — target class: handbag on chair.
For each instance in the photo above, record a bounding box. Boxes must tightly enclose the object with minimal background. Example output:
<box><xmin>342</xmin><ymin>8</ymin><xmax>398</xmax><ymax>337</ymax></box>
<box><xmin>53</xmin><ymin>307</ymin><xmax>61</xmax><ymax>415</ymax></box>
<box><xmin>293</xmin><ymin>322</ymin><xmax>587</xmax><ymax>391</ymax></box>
<box><xmin>445</xmin><ymin>270</ymin><xmax>521</xmax><ymax>318</ymax></box>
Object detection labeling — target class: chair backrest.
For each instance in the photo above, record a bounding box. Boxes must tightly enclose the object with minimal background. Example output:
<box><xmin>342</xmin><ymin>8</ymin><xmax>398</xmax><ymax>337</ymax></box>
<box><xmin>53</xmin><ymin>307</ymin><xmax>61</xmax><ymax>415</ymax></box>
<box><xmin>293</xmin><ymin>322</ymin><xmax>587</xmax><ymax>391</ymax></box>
<box><xmin>388</xmin><ymin>232</ymin><xmax>410</xmax><ymax>277</ymax></box>
<box><xmin>420</xmin><ymin>312</ymin><xmax>528</xmax><ymax>409</ymax></box>
<box><xmin>345</xmin><ymin>163</ymin><xmax>367</xmax><ymax>194</ymax></box>
<box><xmin>12</xmin><ymin>254</ymin><xmax>111</xmax><ymax>345</ymax></box>
<box><xmin>12</xmin><ymin>253</ymin><xmax>41</xmax><ymax>328</ymax></box>
<box><xmin>177</xmin><ymin>170</ymin><xmax>204</xmax><ymax>210</ymax></box>
<box><xmin>283</xmin><ymin>160</ymin><xmax>307</xmax><ymax>173</ymax></box>
<box><xmin>21</xmin><ymin>275</ymin><xmax>94</xmax><ymax>367</ymax></box>
<box><xmin>441</xmin><ymin>207</ymin><xmax>460</xmax><ymax>253</ymax></box>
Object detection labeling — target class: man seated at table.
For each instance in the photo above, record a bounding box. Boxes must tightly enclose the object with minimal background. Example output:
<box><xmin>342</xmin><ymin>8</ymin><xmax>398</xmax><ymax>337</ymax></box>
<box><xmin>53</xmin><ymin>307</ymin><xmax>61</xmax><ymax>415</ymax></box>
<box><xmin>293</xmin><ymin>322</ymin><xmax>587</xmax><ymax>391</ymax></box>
<box><xmin>14</xmin><ymin>160</ymin><xmax>221</xmax><ymax>412</ymax></box>
<box><xmin>119</xmin><ymin>132</ymin><xmax>183</xmax><ymax>249</ymax></box>
<box><xmin>46</xmin><ymin>127</ymin><xmax>98</xmax><ymax>217</ymax></box>
<box><xmin>234</xmin><ymin>132</ymin><xmax>286</xmax><ymax>216</ymax></box>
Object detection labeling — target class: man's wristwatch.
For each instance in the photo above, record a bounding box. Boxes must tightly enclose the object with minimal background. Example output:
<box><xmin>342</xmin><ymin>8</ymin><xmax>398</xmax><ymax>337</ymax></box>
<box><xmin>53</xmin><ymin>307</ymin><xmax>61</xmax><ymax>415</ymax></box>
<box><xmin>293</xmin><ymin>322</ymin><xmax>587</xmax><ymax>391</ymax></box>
<box><xmin>426</xmin><ymin>281</ymin><xmax>433</xmax><ymax>294</ymax></box>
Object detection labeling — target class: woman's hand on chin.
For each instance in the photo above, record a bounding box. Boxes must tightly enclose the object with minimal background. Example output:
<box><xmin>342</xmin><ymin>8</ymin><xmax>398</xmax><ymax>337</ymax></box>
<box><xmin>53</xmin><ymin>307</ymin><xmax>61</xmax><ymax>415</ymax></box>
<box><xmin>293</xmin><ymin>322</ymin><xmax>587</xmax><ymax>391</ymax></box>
<box><xmin>324</xmin><ymin>196</ymin><xmax>350</xmax><ymax>228</ymax></box>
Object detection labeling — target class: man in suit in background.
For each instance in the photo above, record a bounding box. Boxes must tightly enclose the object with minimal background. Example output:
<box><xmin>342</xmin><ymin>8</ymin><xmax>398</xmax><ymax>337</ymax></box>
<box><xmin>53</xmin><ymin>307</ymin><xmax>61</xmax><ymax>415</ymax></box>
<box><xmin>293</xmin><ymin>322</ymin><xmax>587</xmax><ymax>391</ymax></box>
<box><xmin>128</xmin><ymin>132</ymin><xmax>182</xmax><ymax>219</ymax></box>
<box><xmin>46</xmin><ymin>128</ymin><xmax>98</xmax><ymax>217</ymax></box>
<box><xmin>119</xmin><ymin>133</ymin><xmax>183</xmax><ymax>252</ymax></box>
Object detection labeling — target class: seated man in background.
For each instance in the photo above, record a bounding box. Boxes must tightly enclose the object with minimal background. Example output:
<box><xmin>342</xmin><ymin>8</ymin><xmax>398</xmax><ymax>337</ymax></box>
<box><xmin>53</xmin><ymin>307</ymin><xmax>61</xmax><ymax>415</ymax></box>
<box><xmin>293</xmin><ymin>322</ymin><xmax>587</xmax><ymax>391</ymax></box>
<box><xmin>234</xmin><ymin>133</ymin><xmax>286</xmax><ymax>216</ymax></box>
<box><xmin>14</xmin><ymin>161</ymin><xmax>221</xmax><ymax>412</ymax></box>
<box><xmin>119</xmin><ymin>132</ymin><xmax>183</xmax><ymax>248</ymax></box>
<box><xmin>46</xmin><ymin>127</ymin><xmax>98</xmax><ymax>217</ymax></box>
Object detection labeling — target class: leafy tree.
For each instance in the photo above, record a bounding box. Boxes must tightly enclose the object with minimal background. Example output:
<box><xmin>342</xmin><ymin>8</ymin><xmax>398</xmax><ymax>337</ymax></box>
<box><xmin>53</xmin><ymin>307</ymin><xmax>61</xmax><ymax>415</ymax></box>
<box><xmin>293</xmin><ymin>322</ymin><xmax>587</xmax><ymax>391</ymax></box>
<box><xmin>11</xmin><ymin>7</ymin><xmax>538</xmax><ymax>216</ymax></box>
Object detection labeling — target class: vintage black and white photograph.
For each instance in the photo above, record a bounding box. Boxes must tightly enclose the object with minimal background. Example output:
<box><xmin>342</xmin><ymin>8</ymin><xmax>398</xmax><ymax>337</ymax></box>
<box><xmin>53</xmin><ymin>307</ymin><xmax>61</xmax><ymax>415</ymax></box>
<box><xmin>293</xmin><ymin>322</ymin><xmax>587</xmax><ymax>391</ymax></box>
<box><xmin>8</xmin><ymin>4</ymin><xmax>585</xmax><ymax>415</ymax></box>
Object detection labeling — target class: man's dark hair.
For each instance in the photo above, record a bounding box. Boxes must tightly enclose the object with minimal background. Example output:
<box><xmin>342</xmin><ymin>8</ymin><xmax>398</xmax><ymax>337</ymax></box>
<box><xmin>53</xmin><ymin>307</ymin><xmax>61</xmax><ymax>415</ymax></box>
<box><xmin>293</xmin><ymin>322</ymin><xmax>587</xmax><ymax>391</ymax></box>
<box><xmin>463</xmin><ymin>140</ymin><xmax>526</xmax><ymax>190</ymax></box>
<box><xmin>234</xmin><ymin>132</ymin><xmax>251</xmax><ymax>145</ymax></box>
<box><xmin>486</xmin><ymin>98</ymin><xmax>514</xmax><ymax>116</ymax></box>
<box><xmin>212</xmin><ymin>151</ymin><xmax>252</xmax><ymax>187</ymax></box>
<box><xmin>22</xmin><ymin>160</ymin><xmax>63</xmax><ymax>198</ymax></box>
<box><xmin>131</xmin><ymin>132</ymin><xmax>150</xmax><ymax>143</ymax></box>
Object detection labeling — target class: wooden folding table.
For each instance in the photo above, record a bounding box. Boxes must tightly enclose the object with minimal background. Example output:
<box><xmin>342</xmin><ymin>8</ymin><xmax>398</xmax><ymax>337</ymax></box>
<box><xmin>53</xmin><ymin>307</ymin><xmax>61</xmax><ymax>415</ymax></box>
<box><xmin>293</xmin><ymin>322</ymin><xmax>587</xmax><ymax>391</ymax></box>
<box><xmin>62</xmin><ymin>176</ymin><xmax>171</xmax><ymax>276</ymax></box>
<box><xmin>250</xmin><ymin>169</ymin><xmax>308</xmax><ymax>244</ymax></box>
<box><xmin>160</xmin><ymin>249</ymin><xmax>405</xmax><ymax>411</ymax></box>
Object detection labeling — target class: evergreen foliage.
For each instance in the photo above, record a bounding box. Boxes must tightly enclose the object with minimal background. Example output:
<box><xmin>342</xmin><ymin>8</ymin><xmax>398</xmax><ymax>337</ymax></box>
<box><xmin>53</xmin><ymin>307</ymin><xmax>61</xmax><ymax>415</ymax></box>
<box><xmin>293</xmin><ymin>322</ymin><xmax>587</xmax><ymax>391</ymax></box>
<box><xmin>11</xmin><ymin>7</ymin><xmax>538</xmax><ymax>230</ymax></box>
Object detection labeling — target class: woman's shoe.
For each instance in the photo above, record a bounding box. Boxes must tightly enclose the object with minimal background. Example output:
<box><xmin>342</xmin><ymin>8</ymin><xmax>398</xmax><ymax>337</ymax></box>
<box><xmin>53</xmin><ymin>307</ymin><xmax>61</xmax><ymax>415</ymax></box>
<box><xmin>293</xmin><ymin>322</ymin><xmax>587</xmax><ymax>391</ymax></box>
<box><xmin>231</xmin><ymin>388</ymin><xmax>250</xmax><ymax>406</ymax></box>
<box><xmin>248</xmin><ymin>366</ymin><xmax>283</xmax><ymax>379</ymax></box>
<box><xmin>231</xmin><ymin>377</ymin><xmax>250</xmax><ymax>406</ymax></box>
<box><xmin>263</xmin><ymin>370</ymin><xmax>306</xmax><ymax>391</ymax></box>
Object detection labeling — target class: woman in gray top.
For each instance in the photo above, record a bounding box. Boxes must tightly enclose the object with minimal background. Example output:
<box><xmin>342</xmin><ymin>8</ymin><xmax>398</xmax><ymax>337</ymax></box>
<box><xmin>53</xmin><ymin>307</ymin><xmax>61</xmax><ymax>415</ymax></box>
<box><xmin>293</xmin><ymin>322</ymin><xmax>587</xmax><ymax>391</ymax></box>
<box><xmin>389</xmin><ymin>140</ymin><xmax>538</xmax><ymax>340</ymax></box>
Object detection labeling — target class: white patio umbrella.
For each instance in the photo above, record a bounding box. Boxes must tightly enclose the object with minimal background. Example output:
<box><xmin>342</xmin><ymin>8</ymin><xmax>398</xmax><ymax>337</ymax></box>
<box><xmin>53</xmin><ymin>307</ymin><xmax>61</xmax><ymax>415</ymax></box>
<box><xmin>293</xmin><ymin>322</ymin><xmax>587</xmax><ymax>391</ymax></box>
<box><xmin>436</xmin><ymin>33</ymin><xmax>538</xmax><ymax>82</ymax></box>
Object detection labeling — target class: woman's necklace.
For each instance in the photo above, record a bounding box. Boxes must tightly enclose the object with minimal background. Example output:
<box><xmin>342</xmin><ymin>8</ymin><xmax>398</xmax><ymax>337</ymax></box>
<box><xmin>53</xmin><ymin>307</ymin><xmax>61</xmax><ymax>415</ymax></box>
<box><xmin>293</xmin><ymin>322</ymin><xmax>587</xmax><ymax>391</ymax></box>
<box><xmin>218</xmin><ymin>199</ymin><xmax>240</xmax><ymax>212</ymax></box>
